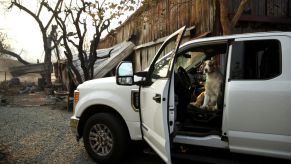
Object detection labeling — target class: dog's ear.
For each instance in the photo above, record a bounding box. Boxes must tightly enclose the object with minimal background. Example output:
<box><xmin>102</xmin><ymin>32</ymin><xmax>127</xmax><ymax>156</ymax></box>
<box><xmin>212</xmin><ymin>60</ymin><xmax>219</xmax><ymax>70</ymax></box>
<box><xmin>213</xmin><ymin>63</ymin><xmax>217</xmax><ymax>69</ymax></box>
<box><xmin>210</xmin><ymin>60</ymin><xmax>217</xmax><ymax>66</ymax></box>
<box><xmin>214</xmin><ymin>60</ymin><xmax>218</xmax><ymax>65</ymax></box>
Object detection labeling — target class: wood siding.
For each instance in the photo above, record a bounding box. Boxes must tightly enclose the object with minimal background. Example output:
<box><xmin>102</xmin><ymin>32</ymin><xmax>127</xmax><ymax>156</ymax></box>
<box><xmin>230</xmin><ymin>0</ymin><xmax>291</xmax><ymax>33</ymax></box>
<box><xmin>99</xmin><ymin>0</ymin><xmax>216</xmax><ymax>48</ymax></box>
<box><xmin>100</xmin><ymin>0</ymin><xmax>291</xmax><ymax>48</ymax></box>
<box><xmin>99</xmin><ymin>0</ymin><xmax>291</xmax><ymax>71</ymax></box>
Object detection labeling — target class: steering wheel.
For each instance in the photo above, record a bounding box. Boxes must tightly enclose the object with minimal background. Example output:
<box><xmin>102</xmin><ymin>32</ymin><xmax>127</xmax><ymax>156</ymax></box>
<box><xmin>177</xmin><ymin>66</ymin><xmax>192</xmax><ymax>92</ymax></box>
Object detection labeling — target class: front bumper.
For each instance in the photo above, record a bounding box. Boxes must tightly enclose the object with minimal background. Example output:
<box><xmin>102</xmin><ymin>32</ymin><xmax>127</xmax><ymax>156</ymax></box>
<box><xmin>70</xmin><ymin>116</ymin><xmax>80</xmax><ymax>141</ymax></box>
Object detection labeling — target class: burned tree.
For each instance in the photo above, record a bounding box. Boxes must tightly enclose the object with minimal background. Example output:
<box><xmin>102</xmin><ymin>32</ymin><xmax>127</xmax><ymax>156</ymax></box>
<box><xmin>0</xmin><ymin>32</ymin><xmax>31</xmax><ymax>65</ymax></box>
<box><xmin>7</xmin><ymin>0</ymin><xmax>63</xmax><ymax>86</ymax></box>
<box><xmin>43</xmin><ymin>0</ymin><xmax>139</xmax><ymax>84</ymax></box>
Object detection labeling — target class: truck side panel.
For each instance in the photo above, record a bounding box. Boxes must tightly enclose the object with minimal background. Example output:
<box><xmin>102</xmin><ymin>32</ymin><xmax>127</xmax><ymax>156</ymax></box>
<box><xmin>223</xmin><ymin>35</ymin><xmax>291</xmax><ymax>159</ymax></box>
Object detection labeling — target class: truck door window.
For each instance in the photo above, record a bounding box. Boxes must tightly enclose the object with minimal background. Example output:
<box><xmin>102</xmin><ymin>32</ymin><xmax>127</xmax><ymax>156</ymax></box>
<box><xmin>152</xmin><ymin>55</ymin><xmax>172</xmax><ymax>79</ymax></box>
<box><xmin>230</xmin><ymin>40</ymin><xmax>281</xmax><ymax>80</ymax></box>
<box><xmin>151</xmin><ymin>38</ymin><xmax>178</xmax><ymax>79</ymax></box>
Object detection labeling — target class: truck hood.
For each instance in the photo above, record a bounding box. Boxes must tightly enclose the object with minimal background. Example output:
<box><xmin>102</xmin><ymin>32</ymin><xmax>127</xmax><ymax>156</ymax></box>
<box><xmin>77</xmin><ymin>76</ymin><xmax>138</xmax><ymax>95</ymax></box>
<box><xmin>77</xmin><ymin>77</ymin><xmax>117</xmax><ymax>90</ymax></box>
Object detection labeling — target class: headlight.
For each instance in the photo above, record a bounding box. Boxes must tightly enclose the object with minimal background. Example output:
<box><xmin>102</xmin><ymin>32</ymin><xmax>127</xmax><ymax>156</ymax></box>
<box><xmin>73</xmin><ymin>90</ymin><xmax>80</xmax><ymax>113</ymax></box>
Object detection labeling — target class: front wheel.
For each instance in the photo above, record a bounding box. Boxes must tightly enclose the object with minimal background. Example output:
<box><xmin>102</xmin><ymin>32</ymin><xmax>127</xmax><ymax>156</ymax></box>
<box><xmin>83</xmin><ymin>113</ymin><xmax>128</xmax><ymax>164</ymax></box>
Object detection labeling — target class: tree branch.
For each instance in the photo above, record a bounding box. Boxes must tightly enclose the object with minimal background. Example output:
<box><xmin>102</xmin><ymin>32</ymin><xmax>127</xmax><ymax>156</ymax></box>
<box><xmin>50</xmin><ymin>32</ymin><xmax>75</xmax><ymax>50</ymax></box>
<box><xmin>42</xmin><ymin>0</ymin><xmax>63</xmax><ymax>30</ymax></box>
<box><xmin>50</xmin><ymin>36</ymin><xmax>62</xmax><ymax>50</ymax></box>
<box><xmin>36</xmin><ymin>0</ymin><xmax>44</xmax><ymax>18</ymax></box>
<box><xmin>0</xmin><ymin>48</ymin><xmax>31</xmax><ymax>65</ymax></box>
<box><xmin>67</xmin><ymin>38</ymin><xmax>79</xmax><ymax>49</ymax></box>
<box><xmin>12</xmin><ymin>1</ymin><xmax>46</xmax><ymax>32</ymax></box>
<box><xmin>52</xmin><ymin>39</ymin><xmax>60</xmax><ymax>61</ymax></box>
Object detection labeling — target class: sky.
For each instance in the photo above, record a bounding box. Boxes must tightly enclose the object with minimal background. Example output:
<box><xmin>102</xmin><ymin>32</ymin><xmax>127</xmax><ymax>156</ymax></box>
<box><xmin>0</xmin><ymin>0</ymin><xmax>139</xmax><ymax>64</ymax></box>
<box><xmin>0</xmin><ymin>1</ymin><xmax>44</xmax><ymax>63</ymax></box>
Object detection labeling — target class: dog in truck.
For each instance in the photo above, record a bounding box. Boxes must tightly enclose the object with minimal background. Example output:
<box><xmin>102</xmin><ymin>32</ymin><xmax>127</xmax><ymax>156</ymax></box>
<box><xmin>200</xmin><ymin>60</ymin><xmax>223</xmax><ymax>110</ymax></box>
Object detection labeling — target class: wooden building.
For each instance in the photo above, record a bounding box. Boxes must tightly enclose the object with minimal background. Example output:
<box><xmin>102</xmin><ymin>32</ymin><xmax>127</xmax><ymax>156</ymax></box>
<box><xmin>99</xmin><ymin>0</ymin><xmax>291</xmax><ymax>71</ymax></box>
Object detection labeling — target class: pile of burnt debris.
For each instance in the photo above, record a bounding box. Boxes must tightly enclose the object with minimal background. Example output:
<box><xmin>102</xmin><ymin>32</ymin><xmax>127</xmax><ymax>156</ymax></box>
<box><xmin>0</xmin><ymin>95</ymin><xmax>8</xmax><ymax>106</ymax></box>
<box><xmin>0</xmin><ymin>78</ymin><xmax>69</xmax><ymax>110</ymax></box>
<box><xmin>0</xmin><ymin>143</ymin><xmax>11</xmax><ymax>164</ymax></box>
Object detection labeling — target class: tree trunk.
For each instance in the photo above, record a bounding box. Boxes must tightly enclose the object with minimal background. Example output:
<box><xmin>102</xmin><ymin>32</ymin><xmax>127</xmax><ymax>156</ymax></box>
<box><xmin>63</xmin><ymin>51</ymin><xmax>83</xmax><ymax>84</ymax></box>
<box><xmin>43</xmin><ymin>25</ymin><xmax>57</xmax><ymax>87</ymax></box>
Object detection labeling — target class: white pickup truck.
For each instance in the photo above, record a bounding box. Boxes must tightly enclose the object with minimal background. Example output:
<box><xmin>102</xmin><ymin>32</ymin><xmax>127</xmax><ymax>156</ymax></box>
<box><xmin>70</xmin><ymin>27</ymin><xmax>291</xmax><ymax>163</ymax></box>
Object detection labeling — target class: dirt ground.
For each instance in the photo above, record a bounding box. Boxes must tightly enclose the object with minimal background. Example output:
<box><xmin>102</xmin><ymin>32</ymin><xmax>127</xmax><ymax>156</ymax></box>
<box><xmin>0</xmin><ymin>107</ymin><xmax>163</xmax><ymax>164</ymax></box>
<box><xmin>0</xmin><ymin>85</ymin><xmax>163</xmax><ymax>164</ymax></box>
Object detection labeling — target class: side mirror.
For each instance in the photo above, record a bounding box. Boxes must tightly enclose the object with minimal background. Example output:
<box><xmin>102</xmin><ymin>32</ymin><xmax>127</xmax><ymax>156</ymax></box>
<box><xmin>116</xmin><ymin>61</ymin><xmax>134</xmax><ymax>85</ymax></box>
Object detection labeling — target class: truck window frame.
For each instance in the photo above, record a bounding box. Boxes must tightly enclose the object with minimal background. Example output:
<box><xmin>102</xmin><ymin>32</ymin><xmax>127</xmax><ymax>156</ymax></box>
<box><xmin>229</xmin><ymin>39</ymin><xmax>282</xmax><ymax>81</ymax></box>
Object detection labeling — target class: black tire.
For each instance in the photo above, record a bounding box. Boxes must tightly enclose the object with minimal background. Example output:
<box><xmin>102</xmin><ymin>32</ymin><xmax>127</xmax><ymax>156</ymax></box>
<box><xmin>83</xmin><ymin>113</ymin><xmax>129</xmax><ymax>164</ymax></box>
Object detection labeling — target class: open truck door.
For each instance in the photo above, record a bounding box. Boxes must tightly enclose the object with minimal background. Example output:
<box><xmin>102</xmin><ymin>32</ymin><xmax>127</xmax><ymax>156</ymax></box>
<box><xmin>139</xmin><ymin>26</ymin><xmax>186</xmax><ymax>163</ymax></box>
<box><xmin>116</xmin><ymin>26</ymin><xmax>186</xmax><ymax>163</ymax></box>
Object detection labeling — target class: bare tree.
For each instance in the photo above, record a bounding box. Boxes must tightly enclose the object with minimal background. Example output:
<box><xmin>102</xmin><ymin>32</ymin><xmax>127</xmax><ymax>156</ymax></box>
<box><xmin>0</xmin><ymin>32</ymin><xmax>31</xmax><ymax>64</ymax></box>
<box><xmin>0</xmin><ymin>1</ymin><xmax>31</xmax><ymax>64</ymax></box>
<box><xmin>7</xmin><ymin>0</ymin><xmax>63</xmax><ymax>86</ymax></box>
<box><xmin>42</xmin><ymin>0</ymin><xmax>139</xmax><ymax>84</ymax></box>
<box><xmin>0</xmin><ymin>32</ymin><xmax>10</xmax><ymax>58</ymax></box>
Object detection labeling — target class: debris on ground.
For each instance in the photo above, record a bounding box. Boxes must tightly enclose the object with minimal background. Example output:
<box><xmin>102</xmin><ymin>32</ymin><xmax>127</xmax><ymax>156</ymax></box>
<box><xmin>0</xmin><ymin>79</ymin><xmax>68</xmax><ymax>109</ymax></box>
<box><xmin>19</xmin><ymin>84</ymin><xmax>37</xmax><ymax>94</ymax></box>
<box><xmin>0</xmin><ymin>96</ymin><xmax>8</xmax><ymax>106</ymax></box>
<box><xmin>0</xmin><ymin>143</ymin><xmax>13</xmax><ymax>164</ymax></box>
<box><xmin>8</xmin><ymin>77</ymin><xmax>20</xmax><ymax>86</ymax></box>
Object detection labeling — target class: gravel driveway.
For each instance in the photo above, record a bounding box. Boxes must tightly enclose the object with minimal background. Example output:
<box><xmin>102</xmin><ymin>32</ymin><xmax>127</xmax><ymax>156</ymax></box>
<box><xmin>0</xmin><ymin>106</ymin><xmax>163</xmax><ymax>164</ymax></box>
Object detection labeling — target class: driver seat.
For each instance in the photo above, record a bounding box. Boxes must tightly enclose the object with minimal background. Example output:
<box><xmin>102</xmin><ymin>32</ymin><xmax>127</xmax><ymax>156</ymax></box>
<box><xmin>174</xmin><ymin>67</ymin><xmax>193</xmax><ymax>122</ymax></box>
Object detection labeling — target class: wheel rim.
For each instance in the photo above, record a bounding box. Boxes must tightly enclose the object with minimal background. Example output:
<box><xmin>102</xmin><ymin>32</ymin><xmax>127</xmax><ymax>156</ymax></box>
<box><xmin>89</xmin><ymin>123</ymin><xmax>113</xmax><ymax>156</ymax></box>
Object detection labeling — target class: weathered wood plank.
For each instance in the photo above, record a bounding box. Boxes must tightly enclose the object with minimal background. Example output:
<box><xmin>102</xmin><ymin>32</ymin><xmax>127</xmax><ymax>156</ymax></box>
<box><xmin>147</xmin><ymin>46</ymin><xmax>156</xmax><ymax>65</ymax></box>
<box><xmin>141</xmin><ymin>48</ymin><xmax>148</xmax><ymax>70</ymax></box>
<box><xmin>134</xmin><ymin>50</ymin><xmax>142</xmax><ymax>72</ymax></box>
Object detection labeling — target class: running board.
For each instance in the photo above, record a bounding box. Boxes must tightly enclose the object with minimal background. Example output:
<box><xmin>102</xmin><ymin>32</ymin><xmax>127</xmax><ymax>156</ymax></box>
<box><xmin>174</xmin><ymin>135</ymin><xmax>228</xmax><ymax>149</ymax></box>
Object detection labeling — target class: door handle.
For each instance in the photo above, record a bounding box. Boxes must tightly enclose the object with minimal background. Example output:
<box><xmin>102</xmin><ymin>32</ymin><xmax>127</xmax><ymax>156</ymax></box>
<box><xmin>152</xmin><ymin>94</ymin><xmax>161</xmax><ymax>103</ymax></box>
